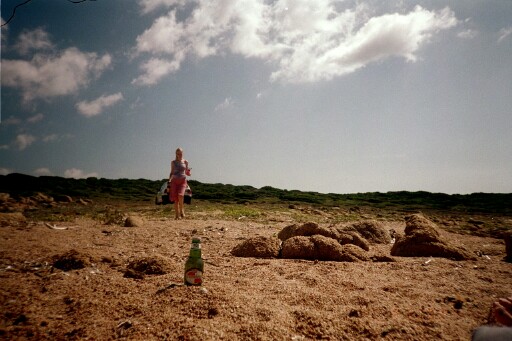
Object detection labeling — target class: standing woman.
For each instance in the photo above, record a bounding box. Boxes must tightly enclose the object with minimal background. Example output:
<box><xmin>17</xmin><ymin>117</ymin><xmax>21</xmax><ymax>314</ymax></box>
<box><xmin>169</xmin><ymin>147</ymin><xmax>190</xmax><ymax>220</ymax></box>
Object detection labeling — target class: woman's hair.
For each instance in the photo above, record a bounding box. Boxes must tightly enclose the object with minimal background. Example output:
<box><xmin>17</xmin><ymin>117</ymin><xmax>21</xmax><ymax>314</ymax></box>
<box><xmin>176</xmin><ymin>147</ymin><xmax>183</xmax><ymax>154</ymax></box>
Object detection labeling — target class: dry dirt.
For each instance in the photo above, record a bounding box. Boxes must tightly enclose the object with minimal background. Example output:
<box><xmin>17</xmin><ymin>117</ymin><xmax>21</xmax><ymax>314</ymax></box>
<box><xmin>1</xmin><ymin>201</ymin><xmax>511</xmax><ymax>340</ymax></box>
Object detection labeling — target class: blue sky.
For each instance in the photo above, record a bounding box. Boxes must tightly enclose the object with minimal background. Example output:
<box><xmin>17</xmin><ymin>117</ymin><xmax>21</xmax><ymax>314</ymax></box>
<box><xmin>1</xmin><ymin>0</ymin><xmax>511</xmax><ymax>194</ymax></box>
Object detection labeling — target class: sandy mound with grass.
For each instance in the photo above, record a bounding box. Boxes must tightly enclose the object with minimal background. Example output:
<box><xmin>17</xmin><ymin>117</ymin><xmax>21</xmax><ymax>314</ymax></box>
<box><xmin>231</xmin><ymin>236</ymin><xmax>281</xmax><ymax>258</ymax></box>
<box><xmin>281</xmin><ymin>235</ymin><xmax>370</xmax><ymax>262</ymax></box>
<box><xmin>344</xmin><ymin>220</ymin><xmax>392</xmax><ymax>244</ymax></box>
<box><xmin>391</xmin><ymin>213</ymin><xmax>477</xmax><ymax>260</ymax></box>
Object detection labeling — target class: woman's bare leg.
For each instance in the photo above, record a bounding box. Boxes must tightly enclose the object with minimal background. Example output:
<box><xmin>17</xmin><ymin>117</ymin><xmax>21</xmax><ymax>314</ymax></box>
<box><xmin>179</xmin><ymin>195</ymin><xmax>185</xmax><ymax>218</ymax></box>
<box><xmin>174</xmin><ymin>201</ymin><xmax>180</xmax><ymax>220</ymax></box>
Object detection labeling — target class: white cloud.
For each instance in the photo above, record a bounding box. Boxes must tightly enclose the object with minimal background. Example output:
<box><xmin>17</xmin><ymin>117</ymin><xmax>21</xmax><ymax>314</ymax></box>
<box><xmin>33</xmin><ymin>167</ymin><xmax>52</xmax><ymax>176</ymax></box>
<box><xmin>132</xmin><ymin>58</ymin><xmax>181</xmax><ymax>86</ymax></box>
<box><xmin>139</xmin><ymin>0</ymin><xmax>185</xmax><ymax>14</ymax></box>
<box><xmin>42</xmin><ymin>134</ymin><xmax>58</xmax><ymax>142</ymax></box>
<box><xmin>1</xmin><ymin>28</ymin><xmax>112</xmax><ymax>102</ymax></box>
<box><xmin>14</xmin><ymin>133</ymin><xmax>36</xmax><ymax>150</ymax></box>
<box><xmin>64</xmin><ymin>168</ymin><xmax>99</xmax><ymax>179</ymax></box>
<box><xmin>1</xmin><ymin>116</ymin><xmax>22</xmax><ymax>126</ymax></box>
<box><xmin>0</xmin><ymin>168</ymin><xmax>12</xmax><ymax>175</ymax></box>
<box><xmin>14</xmin><ymin>27</ymin><xmax>54</xmax><ymax>55</ymax></box>
<box><xmin>498</xmin><ymin>26</ymin><xmax>512</xmax><ymax>43</ymax></box>
<box><xmin>76</xmin><ymin>92</ymin><xmax>124</xmax><ymax>117</ymax></box>
<box><xmin>273</xmin><ymin>6</ymin><xmax>458</xmax><ymax>83</ymax></box>
<box><xmin>133</xmin><ymin>1</ymin><xmax>457</xmax><ymax>84</ymax></box>
<box><xmin>457</xmin><ymin>29</ymin><xmax>477</xmax><ymax>40</ymax></box>
<box><xmin>214</xmin><ymin>97</ymin><xmax>234</xmax><ymax>111</ymax></box>
<box><xmin>27</xmin><ymin>113</ymin><xmax>44</xmax><ymax>123</ymax></box>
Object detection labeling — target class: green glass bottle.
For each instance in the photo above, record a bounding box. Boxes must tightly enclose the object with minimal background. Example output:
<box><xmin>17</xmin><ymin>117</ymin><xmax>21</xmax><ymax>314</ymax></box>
<box><xmin>184</xmin><ymin>237</ymin><xmax>204</xmax><ymax>286</ymax></box>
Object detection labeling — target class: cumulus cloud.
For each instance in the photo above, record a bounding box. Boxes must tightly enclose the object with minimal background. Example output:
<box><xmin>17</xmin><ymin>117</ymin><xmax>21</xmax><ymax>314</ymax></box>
<box><xmin>139</xmin><ymin>0</ymin><xmax>185</xmax><ymax>14</ymax></box>
<box><xmin>457</xmin><ymin>29</ymin><xmax>477</xmax><ymax>40</ymax></box>
<box><xmin>132</xmin><ymin>58</ymin><xmax>181</xmax><ymax>86</ymax></box>
<box><xmin>498</xmin><ymin>26</ymin><xmax>512</xmax><ymax>43</ymax></box>
<box><xmin>27</xmin><ymin>113</ymin><xmax>44</xmax><ymax>123</ymax></box>
<box><xmin>34</xmin><ymin>167</ymin><xmax>52</xmax><ymax>176</ymax></box>
<box><xmin>214</xmin><ymin>97</ymin><xmax>234</xmax><ymax>111</ymax></box>
<box><xmin>76</xmin><ymin>92</ymin><xmax>124</xmax><ymax>117</ymax></box>
<box><xmin>14</xmin><ymin>27</ymin><xmax>54</xmax><ymax>55</ymax></box>
<box><xmin>42</xmin><ymin>134</ymin><xmax>58</xmax><ymax>142</ymax></box>
<box><xmin>133</xmin><ymin>1</ymin><xmax>457</xmax><ymax>84</ymax></box>
<box><xmin>14</xmin><ymin>133</ymin><xmax>36</xmax><ymax>150</ymax></box>
<box><xmin>0</xmin><ymin>168</ymin><xmax>12</xmax><ymax>175</ymax></box>
<box><xmin>64</xmin><ymin>168</ymin><xmax>99</xmax><ymax>179</ymax></box>
<box><xmin>1</xmin><ymin>28</ymin><xmax>112</xmax><ymax>102</ymax></box>
<box><xmin>1</xmin><ymin>116</ymin><xmax>22</xmax><ymax>126</ymax></box>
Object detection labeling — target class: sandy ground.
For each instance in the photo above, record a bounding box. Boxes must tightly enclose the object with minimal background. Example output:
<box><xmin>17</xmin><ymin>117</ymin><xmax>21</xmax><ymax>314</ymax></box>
<box><xmin>0</xmin><ymin>201</ymin><xmax>511</xmax><ymax>340</ymax></box>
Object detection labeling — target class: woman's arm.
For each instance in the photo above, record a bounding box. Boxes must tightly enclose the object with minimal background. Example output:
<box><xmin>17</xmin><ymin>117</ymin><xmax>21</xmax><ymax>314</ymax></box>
<box><xmin>169</xmin><ymin>161</ymin><xmax>175</xmax><ymax>182</ymax></box>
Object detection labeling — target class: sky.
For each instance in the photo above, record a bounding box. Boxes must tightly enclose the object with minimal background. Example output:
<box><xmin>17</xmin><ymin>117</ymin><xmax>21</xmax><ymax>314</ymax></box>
<box><xmin>1</xmin><ymin>0</ymin><xmax>511</xmax><ymax>195</ymax></box>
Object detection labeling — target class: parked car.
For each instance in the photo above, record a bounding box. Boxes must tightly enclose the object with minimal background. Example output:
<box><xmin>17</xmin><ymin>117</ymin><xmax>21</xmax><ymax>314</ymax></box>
<box><xmin>155</xmin><ymin>182</ymin><xmax>192</xmax><ymax>205</ymax></box>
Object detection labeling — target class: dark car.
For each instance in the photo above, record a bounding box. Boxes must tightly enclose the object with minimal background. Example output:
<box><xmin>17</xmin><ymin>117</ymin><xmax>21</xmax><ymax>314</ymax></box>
<box><xmin>155</xmin><ymin>182</ymin><xmax>192</xmax><ymax>205</ymax></box>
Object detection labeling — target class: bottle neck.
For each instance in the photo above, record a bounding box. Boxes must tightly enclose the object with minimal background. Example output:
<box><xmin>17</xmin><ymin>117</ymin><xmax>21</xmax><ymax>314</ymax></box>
<box><xmin>189</xmin><ymin>241</ymin><xmax>201</xmax><ymax>258</ymax></box>
<box><xmin>189</xmin><ymin>248</ymin><xmax>201</xmax><ymax>258</ymax></box>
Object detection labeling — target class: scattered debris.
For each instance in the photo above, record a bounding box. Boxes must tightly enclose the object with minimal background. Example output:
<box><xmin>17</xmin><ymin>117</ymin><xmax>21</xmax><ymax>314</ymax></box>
<box><xmin>424</xmin><ymin>257</ymin><xmax>434</xmax><ymax>265</ymax></box>
<box><xmin>444</xmin><ymin>295</ymin><xmax>464</xmax><ymax>310</ymax></box>
<box><xmin>116</xmin><ymin>320</ymin><xmax>133</xmax><ymax>337</ymax></box>
<box><xmin>156</xmin><ymin>283</ymin><xmax>184</xmax><ymax>294</ymax></box>
<box><xmin>370</xmin><ymin>255</ymin><xmax>396</xmax><ymax>262</ymax></box>
<box><xmin>45</xmin><ymin>223</ymin><xmax>75</xmax><ymax>230</ymax></box>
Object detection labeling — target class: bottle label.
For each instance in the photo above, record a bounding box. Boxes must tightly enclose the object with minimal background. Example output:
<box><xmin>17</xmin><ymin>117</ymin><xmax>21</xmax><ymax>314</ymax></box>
<box><xmin>185</xmin><ymin>268</ymin><xmax>203</xmax><ymax>285</ymax></box>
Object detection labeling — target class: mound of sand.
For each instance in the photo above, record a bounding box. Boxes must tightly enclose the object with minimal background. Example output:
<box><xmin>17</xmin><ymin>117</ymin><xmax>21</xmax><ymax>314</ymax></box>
<box><xmin>336</xmin><ymin>231</ymin><xmax>370</xmax><ymax>251</ymax></box>
<box><xmin>0</xmin><ymin>212</ymin><xmax>27</xmax><ymax>227</ymax></box>
<box><xmin>391</xmin><ymin>214</ymin><xmax>476</xmax><ymax>260</ymax></box>
<box><xmin>124</xmin><ymin>215</ymin><xmax>144</xmax><ymax>227</ymax></box>
<box><xmin>52</xmin><ymin>249</ymin><xmax>91</xmax><ymax>271</ymax></box>
<box><xmin>231</xmin><ymin>236</ymin><xmax>281</xmax><ymax>258</ymax></box>
<box><xmin>278</xmin><ymin>222</ymin><xmax>338</xmax><ymax>241</ymax></box>
<box><xmin>232</xmin><ymin>224</ymin><xmax>371</xmax><ymax>262</ymax></box>
<box><xmin>278</xmin><ymin>222</ymin><xmax>370</xmax><ymax>250</ymax></box>
<box><xmin>281</xmin><ymin>235</ymin><xmax>369</xmax><ymax>262</ymax></box>
<box><xmin>124</xmin><ymin>255</ymin><xmax>171</xmax><ymax>279</ymax></box>
<box><xmin>343</xmin><ymin>220</ymin><xmax>391</xmax><ymax>244</ymax></box>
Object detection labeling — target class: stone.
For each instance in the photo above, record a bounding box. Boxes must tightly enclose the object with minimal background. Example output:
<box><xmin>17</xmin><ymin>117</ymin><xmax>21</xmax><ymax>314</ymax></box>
<box><xmin>55</xmin><ymin>195</ymin><xmax>73</xmax><ymax>203</ymax></box>
<box><xmin>124</xmin><ymin>215</ymin><xmax>143</xmax><ymax>227</ymax></box>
